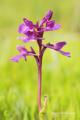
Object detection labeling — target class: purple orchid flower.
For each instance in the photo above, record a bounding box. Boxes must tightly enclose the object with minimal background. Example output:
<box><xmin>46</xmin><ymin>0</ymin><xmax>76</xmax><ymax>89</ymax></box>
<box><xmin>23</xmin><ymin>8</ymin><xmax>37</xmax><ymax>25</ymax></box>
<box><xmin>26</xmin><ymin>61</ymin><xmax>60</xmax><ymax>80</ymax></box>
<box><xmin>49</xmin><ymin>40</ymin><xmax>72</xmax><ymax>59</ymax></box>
<box><xmin>42</xmin><ymin>41</ymin><xmax>70</xmax><ymax>57</ymax></box>
<box><xmin>10</xmin><ymin>46</ymin><xmax>36</xmax><ymax>62</ymax></box>
<box><xmin>10</xmin><ymin>10</ymin><xmax>70</xmax><ymax>112</ymax></box>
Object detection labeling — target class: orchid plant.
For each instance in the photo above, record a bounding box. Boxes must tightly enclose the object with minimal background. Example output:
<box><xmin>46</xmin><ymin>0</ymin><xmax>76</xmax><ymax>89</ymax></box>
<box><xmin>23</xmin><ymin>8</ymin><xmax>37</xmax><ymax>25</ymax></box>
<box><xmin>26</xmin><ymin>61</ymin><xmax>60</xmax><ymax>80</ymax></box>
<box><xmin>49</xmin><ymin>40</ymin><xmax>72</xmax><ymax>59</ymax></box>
<box><xmin>10</xmin><ymin>10</ymin><xmax>70</xmax><ymax>114</ymax></box>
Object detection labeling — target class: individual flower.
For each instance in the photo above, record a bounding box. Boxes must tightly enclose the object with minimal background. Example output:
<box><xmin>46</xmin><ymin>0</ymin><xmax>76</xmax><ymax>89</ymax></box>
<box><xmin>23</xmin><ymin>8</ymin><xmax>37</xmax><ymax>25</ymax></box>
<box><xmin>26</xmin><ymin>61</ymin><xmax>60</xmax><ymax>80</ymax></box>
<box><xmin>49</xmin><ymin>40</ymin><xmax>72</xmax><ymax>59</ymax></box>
<box><xmin>42</xmin><ymin>41</ymin><xmax>70</xmax><ymax>57</ymax></box>
<box><xmin>10</xmin><ymin>46</ymin><xmax>36</xmax><ymax>62</ymax></box>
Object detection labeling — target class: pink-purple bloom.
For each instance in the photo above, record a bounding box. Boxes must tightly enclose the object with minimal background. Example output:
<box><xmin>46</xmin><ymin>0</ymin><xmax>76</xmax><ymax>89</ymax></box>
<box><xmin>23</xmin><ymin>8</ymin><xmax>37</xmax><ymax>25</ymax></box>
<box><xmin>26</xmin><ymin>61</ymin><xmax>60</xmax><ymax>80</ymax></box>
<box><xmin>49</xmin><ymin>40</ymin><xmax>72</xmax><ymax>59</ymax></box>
<box><xmin>18</xmin><ymin>10</ymin><xmax>61</xmax><ymax>42</ymax></box>
<box><xmin>11</xmin><ymin>10</ymin><xmax>70</xmax><ymax>62</ymax></box>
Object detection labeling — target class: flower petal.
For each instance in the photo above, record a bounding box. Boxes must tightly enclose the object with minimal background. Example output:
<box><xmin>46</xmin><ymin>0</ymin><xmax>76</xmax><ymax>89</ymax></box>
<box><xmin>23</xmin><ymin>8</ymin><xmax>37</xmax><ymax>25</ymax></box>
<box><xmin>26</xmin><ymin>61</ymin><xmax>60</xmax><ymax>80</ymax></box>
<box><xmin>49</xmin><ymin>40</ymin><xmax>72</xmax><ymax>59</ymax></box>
<box><xmin>45</xmin><ymin>10</ymin><xmax>53</xmax><ymax>20</ymax></box>
<box><xmin>52</xmin><ymin>24</ymin><xmax>61</xmax><ymax>30</ymax></box>
<box><xmin>59</xmin><ymin>51</ymin><xmax>71</xmax><ymax>57</ymax></box>
<box><xmin>18</xmin><ymin>36</ymin><xmax>34</xmax><ymax>42</ymax></box>
<box><xmin>40</xmin><ymin>10</ymin><xmax>53</xmax><ymax>26</ymax></box>
<box><xmin>18</xmin><ymin>24</ymin><xmax>30</xmax><ymax>34</ymax></box>
<box><xmin>16</xmin><ymin>45</ymin><xmax>36</xmax><ymax>56</ymax></box>
<box><xmin>53</xmin><ymin>42</ymin><xmax>66</xmax><ymax>50</ymax></box>
<box><xmin>43</xmin><ymin>42</ymin><xmax>66</xmax><ymax>50</ymax></box>
<box><xmin>23</xmin><ymin>18</ymin><xmax>34</xmax><ymax>29</ymax></box>
<box><xmin>46</xmin><ymin>20</ymin><xmax>55</xmax><ymax>28</ymax></box>
<box><xmin>16</xmin><ymin>45</ymin><xmax>28</xmax><ymax>54</ymax></box>
<box><xmin>18</xmin><ymin>35</ymin><xmax>44</xmax><ymax>42</ymax></box>
<box><xmin>44</xmin><ymin>23</ymin><xmax>61</xmax><ymax>31</ymax></box>
<box><xmin>10</xmin><ymin>55</ymin><xmax>22</xmax><ymax>62</ymax></box>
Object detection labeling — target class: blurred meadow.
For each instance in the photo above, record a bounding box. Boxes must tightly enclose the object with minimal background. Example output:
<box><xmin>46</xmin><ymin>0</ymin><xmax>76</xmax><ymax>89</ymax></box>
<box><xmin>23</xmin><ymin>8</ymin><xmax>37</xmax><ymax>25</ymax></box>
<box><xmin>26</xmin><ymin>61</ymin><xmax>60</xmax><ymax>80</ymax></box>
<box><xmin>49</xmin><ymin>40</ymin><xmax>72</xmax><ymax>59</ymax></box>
<box><xmin>0</xmin><ymin>0</ymin><xmax>80</xmax><ymax>119</ymax></box>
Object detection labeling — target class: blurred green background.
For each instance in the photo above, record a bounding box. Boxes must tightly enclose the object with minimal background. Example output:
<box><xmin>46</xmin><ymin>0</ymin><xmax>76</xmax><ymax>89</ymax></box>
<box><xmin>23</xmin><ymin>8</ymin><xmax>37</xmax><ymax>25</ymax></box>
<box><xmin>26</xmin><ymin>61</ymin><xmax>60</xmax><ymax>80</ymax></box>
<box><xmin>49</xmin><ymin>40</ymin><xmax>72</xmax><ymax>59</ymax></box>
<box><xmin>0</xmin><ymin>0</ymin><xmax>80</xmax><ymax>119</ymax></box>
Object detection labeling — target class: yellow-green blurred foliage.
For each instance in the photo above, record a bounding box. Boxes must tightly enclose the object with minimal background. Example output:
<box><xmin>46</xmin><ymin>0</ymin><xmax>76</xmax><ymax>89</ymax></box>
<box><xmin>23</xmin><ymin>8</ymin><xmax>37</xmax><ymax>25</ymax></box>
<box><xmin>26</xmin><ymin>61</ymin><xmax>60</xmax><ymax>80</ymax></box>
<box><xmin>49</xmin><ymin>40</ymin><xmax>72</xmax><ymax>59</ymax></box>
<box><xmin>0</xmin><ymin>0</ymin><xmax>80</xmax><ymax>119</ymax></box>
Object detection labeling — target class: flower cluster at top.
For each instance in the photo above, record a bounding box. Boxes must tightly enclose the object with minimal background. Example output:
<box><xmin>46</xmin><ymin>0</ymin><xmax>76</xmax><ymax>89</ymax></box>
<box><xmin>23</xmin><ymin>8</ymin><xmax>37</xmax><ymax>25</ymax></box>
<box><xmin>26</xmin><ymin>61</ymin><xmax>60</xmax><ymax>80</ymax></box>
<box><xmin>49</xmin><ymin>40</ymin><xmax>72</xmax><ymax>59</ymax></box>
<box><xmin>11</xmin><ymin>10</ymin><xmax>70</xmax><ymax>62</ymax></box>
